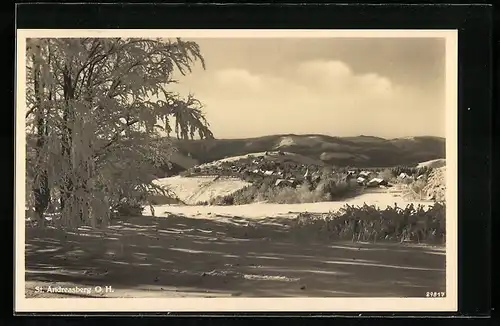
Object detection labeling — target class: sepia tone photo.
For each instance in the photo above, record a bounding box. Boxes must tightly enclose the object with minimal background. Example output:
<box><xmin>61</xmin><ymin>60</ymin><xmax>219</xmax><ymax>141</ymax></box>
<box><xmin>15</xmin><ymin>29</ymin><xmax>458</xmax><ymax>312</ymax></box>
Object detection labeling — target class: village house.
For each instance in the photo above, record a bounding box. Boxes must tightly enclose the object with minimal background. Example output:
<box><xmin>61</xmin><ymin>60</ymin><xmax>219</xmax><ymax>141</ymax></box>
<box><xmin>398</xmin><ymin>172</ymin><xmax>412</xmax><ymax>179</ymax></box>
<box><xmin>275</xmin><ymin>178</ymin><xmax>295</xmax><ymax>188</ymax></box>
<box><xmin>366</xmin><ymin>177</ymin><xmax>389</xmax><ymax>188</ymax></box>
<box><xmin>357</xmin><ymin>176</ymin><xmax>367</xmax><ymax>186</ymax></box>
<box><xmin>359</xmin><ymin>171</ymin><xmax>372</xmax><ymax>178</ymax></box>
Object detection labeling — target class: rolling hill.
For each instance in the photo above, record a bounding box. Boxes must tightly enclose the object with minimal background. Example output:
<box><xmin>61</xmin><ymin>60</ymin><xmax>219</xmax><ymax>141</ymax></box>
<box><xmin>169</xmin><ymin>134</ymin><xmax>445</xmax><ymax>169</ymax></box>
<box><xmin>197</xmin><ymin>151</ymin><xmax>325</xmax><ymax>169</ymax></box>
<box><xmin>25</xmin><ymin>133</ymin><xmax>445</xmax><ymax>176</ymax></box>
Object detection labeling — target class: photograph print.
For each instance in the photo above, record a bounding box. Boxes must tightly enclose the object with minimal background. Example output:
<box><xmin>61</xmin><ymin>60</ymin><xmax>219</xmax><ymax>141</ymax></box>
<box><xmin>15</xmin><ymin>29</ymin><xmax>458</xmax><ymax>312</ymax></box>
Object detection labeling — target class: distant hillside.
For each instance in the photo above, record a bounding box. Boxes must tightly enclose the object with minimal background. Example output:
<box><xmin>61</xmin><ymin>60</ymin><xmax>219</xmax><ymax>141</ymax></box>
<box><xmin>25</xmin><ymin>134</ymin><xmax>199</xmax><ymax>178</ymax></box>
<box><xmin>197</xmin><ymin>151</ymin><xmax>324</xmax><ymax>169</ymax></box>
<box><xmin>25</xmin><ymin>133</ymin><xmax>445</xmax><ymax>174</ymax></box>
<box><xmin>417</xmin><ymin>158</ymin><xmax>446</xmax><ymax>169</ymax></box>
<box><xmin>170</xmin><ymin>134</ymin><xmax>445</xmax><ymax>168</ymax></box>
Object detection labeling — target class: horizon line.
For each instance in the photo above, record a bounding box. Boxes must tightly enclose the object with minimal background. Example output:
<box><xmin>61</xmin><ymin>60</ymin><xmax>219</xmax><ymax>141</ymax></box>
<box><xmin>164</xmin><ymin>133</ymin><xmax>446</xmax><ymax>141</ymax></box>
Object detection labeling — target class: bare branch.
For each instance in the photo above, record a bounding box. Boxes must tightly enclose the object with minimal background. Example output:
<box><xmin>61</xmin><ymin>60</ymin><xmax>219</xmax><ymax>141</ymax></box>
<box><xmin>25</xmin><ymin>105</ymin><xmax>38</xmax><ymax>119</ymax></box>
<box><xmin>93</xmin><ymin>119</ymin><xmax>140</xmax><ymax>158</ymax></box>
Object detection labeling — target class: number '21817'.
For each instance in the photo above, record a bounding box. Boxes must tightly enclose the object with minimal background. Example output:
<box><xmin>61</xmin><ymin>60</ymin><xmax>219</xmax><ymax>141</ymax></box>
<box><xmin>426</xmin><ymin>292</ymin><xmax>445</xmax><ymax>298</ymax></box>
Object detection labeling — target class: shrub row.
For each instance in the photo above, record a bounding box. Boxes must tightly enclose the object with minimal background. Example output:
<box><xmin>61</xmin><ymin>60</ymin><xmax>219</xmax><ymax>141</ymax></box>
<box><xmin>201</xmin><ymin>175</ymin><xmax>362</xmax><ymax>206</ymax></box>
<box><xmin>292</xmin><ymin>202</ymin><xmax>445</xmax><ymax>244</ymax></box>
<box><xmin>390</xmin><ymin>165</ymin><xmax>433</xmax><ymax>178</ymax></box>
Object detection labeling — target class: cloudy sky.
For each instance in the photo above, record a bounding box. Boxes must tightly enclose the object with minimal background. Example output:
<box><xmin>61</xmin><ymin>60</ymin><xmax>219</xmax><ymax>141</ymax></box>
<box><xmin>168</xmin><ymin>37</ymin><xmax>446</xmax><ymax>140</ymax></box>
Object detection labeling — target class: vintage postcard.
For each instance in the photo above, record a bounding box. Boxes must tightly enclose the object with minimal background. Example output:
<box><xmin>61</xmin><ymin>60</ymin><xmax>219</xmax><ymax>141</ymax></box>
<box><xmin>15</xmin><ymin>29</ymin><xmax>458</xmax><ymax>312</ymax></box>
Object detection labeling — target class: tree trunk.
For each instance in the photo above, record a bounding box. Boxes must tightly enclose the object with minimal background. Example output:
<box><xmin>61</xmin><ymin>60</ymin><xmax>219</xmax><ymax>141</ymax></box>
<box><xmin>60</xmin><ymin>65</ymin><xmax>76</xmax><ymax>227</ymax></box>
<box><xmin>32</xmin><ymin>49</ymin><xmax>50</xmax><ymax>227</ymax></box>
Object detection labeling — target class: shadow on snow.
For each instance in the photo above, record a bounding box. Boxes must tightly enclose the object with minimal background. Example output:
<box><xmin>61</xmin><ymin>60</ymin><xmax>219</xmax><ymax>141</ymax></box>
<box><xmin>25</xmin><ymin>212</ymin><xmax>446</xmax><ymax>298</ymax></box>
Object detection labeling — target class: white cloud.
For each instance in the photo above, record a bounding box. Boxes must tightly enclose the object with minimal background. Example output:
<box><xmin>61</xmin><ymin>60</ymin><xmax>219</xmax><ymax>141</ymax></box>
<box><xmin>294</xmin><ymin>60</ymin><xmax>394</xmax><ymax>98</ymax></box>
<box><xmin>214</xmin><ymin>69</ymin><xmax>262</xmax><ymax>90</ymax></box>
<box><xmin>168</xmin><ymin>59</ymin><xmax>444</xmax><ymax>138</ymax></box>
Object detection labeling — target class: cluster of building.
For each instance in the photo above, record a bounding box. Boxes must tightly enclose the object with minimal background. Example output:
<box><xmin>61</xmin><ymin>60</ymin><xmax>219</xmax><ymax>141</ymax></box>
<box><xmin>191</xmin><ymin>152</ymin><xmax>430</xmax><ymax>190</ymax></box>
<box><xmin>351</xmin><ymin>170</ymin><xmax>424</xmax><ymax>188</ymax></box>
<box><xmin>398</xmin><ymin>172</ymin><xmax>425</xmax><ymax>181</ymax></box>
<box><xmin>346</xmin><ymin>170</ymin><xmax>390</xmax><ymax>188</ymax></box>
<box><xmin>191</xmin><ymin>152</ymin><xmax>320</xmax><ymax>187</ymax></box>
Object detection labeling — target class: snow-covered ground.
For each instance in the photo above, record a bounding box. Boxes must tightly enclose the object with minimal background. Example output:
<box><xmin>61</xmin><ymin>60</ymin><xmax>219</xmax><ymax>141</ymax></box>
<box><xmin>417</xmin><ymin>159</ymin><xmax>446</xmax><ymax>169</ymax></box>
<box><xmin>153</xmin><ymin>175</ymin><xmax>251</xmax><ymax>204</ymax></box>
<box><xmin>25</xmin><ymin>207</ymin><xmax>445</xmax><ymax>299</ymax></box>
<box><xmin>24</xmin><ymin>175</ymin><xmax>444</xmax><ymax>300</ymax></box>
<box><xmin>144</xmin><ymin>191</ymin><xmax>435</xmax><ymax>220</ymax></box>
